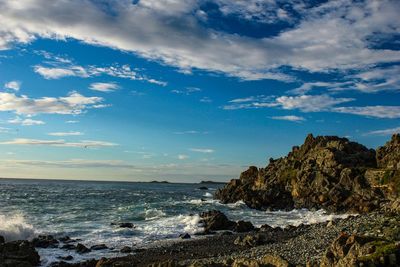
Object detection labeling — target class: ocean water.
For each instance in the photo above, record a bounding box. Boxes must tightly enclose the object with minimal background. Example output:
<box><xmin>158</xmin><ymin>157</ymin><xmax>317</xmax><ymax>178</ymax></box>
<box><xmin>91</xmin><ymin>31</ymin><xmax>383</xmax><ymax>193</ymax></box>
<box><xmin>0</xmin><ymin>178</ymin><xmax>350</xmax><ymax>266</ymax></box>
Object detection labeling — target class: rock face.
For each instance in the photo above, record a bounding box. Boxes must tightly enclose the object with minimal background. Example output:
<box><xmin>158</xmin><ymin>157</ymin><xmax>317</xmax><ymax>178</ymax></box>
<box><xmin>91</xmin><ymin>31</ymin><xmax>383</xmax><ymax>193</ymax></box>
<box><xmin>216</xmin><ymin>134</ymin><xmax>400</xmax><ymax>213</ymax></box>
<box><xmin>0</xmin><ymin>238</ymin><xmax>40</xmax><ymax>267</ymax></box>
<box><xmin>320</xmin><ymin>233</ymin><xmax>400</xmax><ymax>267</ymax></box>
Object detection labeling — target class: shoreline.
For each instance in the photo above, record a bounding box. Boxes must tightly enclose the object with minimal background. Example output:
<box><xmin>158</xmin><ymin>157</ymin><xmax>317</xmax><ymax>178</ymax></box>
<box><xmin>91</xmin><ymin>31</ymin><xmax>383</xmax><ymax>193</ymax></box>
<box><xmin>2</xmin><ymin>210</ymin><xmax>399</xmax><ymax>267</ymax></box>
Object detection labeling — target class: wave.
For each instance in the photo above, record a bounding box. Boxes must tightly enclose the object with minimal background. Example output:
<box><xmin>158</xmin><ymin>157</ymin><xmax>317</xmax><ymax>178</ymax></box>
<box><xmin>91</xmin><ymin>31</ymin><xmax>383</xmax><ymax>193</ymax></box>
<box><xmin>0</xmin><ymin>213</ymin><xmax>36</xmax><ymax>241</ymax></box>
<box><xmin>144</xmin><ymin>208</ymin><xmax>166</xmax><ymax>220</ymax></box>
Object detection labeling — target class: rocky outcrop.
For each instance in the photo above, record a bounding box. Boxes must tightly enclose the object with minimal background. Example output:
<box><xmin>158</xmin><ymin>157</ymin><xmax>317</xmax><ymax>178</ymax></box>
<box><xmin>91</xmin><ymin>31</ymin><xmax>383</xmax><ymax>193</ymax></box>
<box><xmin>0</xmin><ymin>237</ymin><xmax>40</xmax><ymax>267</ymax></box>
<box><xmin>215</xmin><ymin>134</ymin><xmax>400</xmax><ymax>213</ymax></box>
<box><xmin>320</xmin><ymin>233</ymin><xmax>400</xmax><ymax>267</ymax></box>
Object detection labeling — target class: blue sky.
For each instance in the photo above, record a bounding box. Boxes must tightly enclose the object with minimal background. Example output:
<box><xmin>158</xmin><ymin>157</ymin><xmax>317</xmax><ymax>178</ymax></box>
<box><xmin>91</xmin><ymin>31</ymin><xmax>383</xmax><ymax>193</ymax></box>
<box><xmin>0</xmin><ymin>0</ymin><xmax>399</xmax><ymax>182</ymax></box>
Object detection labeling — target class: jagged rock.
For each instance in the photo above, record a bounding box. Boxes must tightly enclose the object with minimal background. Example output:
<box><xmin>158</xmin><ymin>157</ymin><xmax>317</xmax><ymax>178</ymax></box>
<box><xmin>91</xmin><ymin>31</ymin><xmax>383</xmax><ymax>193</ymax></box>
<box><xmin>0</xmin><ymin>239</ymin><xmax>40</xmax><ymax>267</ymax></box>
<box><xmin>320</xmin><ymin>233</ymin><xmax>400</xmax><ymax>267</ymax></box>
<box><xmin>377</xmin><ymin>134</ymin><xmax>400</xmax><ymax>170</ymax></box>
<box><xmin>32</xmin><ymin>234</ymin><xmax>59</xmax><ymax>248</ymax></box>
<box><xmin>199</xmin><ymin>210</ymin><xmax>236</xmax><ymax>232</ymax></box>
<box><xmin>215</xmin><ymin>134</ymin><xmax>397</xmax><ymax>213</ymax></box>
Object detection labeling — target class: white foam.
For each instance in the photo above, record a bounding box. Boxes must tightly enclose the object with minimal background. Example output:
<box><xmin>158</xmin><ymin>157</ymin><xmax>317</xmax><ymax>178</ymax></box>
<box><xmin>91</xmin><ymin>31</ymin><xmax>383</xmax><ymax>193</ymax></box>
<box><xmin>0</xmin><ymin>213</ymin><xmax>36</xmax><ymax>241</ymax></box>
<box><xmin>203</xmin><ymin>192</ymin><xmax>213</xmax><ymax>198</ymax></box>
<box><xmin>144</xmin><ymin>208</ymin><xmax>166</xmax><ymax>220</ymax></box>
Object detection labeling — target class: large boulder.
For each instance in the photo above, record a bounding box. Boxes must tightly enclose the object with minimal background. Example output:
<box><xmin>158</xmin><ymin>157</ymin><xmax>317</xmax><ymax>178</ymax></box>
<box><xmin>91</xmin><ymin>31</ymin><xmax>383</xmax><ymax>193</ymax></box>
<box><xmin>199</xmin><ymin>210</ymin><xmax>236</xmax><ymax>232</ymax></box>
<box><xmin>216</xmin><ymin>134</ymin><xmax>383</xmax><ymax>213</ymax></box>
<box><xmin>0</xmin><ymin>239</ymin><xmax>40</xmax><ymax>267</ymax></box>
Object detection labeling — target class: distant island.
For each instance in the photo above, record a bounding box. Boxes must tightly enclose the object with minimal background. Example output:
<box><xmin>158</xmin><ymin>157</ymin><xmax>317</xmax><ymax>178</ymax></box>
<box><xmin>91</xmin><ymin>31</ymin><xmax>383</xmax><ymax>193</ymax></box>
<box><xmin>199</xmin><ymin>180</ymin><xmax>227</xmax><ymax>184</ymax></box>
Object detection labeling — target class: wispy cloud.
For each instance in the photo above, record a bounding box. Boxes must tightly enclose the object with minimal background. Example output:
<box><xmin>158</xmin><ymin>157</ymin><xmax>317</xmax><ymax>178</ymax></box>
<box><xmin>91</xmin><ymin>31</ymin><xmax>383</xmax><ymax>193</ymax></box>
<box><xmin>171</xmin><ymin>87</ymin><xmax>201</xmax><ymax>95</ymax></box>
<box><xmin>270</xmin><ymin>115</ymin><xmax>306</xmax><ymax>122</ymax></box>
<box><xmin>173</xmin><ymin>130</ymin><xmax>208</xmax><ymax>135</ymax></box>
<box><xmin>364</xmin><ymin>127</ymin><xmax>400</xmax><ymax>136</ymax></box>
<box><xmin>89</xmin><ymin>82</ymin><xmax>119</xmax><ymax>92</ymax></box>
<box><xmin>0</xmin><ymin>138</ymin><xmax>117</xmax><ymax>148</ymax></box>
<box><xmin>4</xmin><ymin>80</ymin><xmax>21</xmax><ymax>91</ymax></box>
<box><xmin>224</xmin><ymin>94</ymin><xmax>354</xmax><ymax>112</ymax></box>
<box><xmin>190</xmin><ymin>148</ymin><xmax>215</xmax><ymax>153</ymax></box>
<box><xmin>200</xmin><ymin>97</ymin><xmax>212</xmax><ymax>103</ymax></box>
<box><xmin>34</xmin><ymin>62</ymin><xmax>166</xmax><ymax>86</ymax></box>
<box><xmin>0</xmin><ymin>91</ymin><xmax>104</xmax><ymax>115</ymax></box>
<box><xmin>65</xmin><ymin>120</ymin><xmax>79</xmax><ymax>124</ymax></box>
<box><xmin>8</xmin><ymin>117</ymin><xmax>45</xmax><ymax>126</ymax></box>
<box><xmin>48</xmin><ymin>131</ymin><xmax>84</xmax><ymax>136</ymax></box>
<box><xmin>333</xmin><ymin>106</ymin><xmax>400</xmax><ymax>119</ymax></box>
<box><xmin>178</xmin><ymin>154</ymin><xmax>189</xmax><ymax>160</ymax></box>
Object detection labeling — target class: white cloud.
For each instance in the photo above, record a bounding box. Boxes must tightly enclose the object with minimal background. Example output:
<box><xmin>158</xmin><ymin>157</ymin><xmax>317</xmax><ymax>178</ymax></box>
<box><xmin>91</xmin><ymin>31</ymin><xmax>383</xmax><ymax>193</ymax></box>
<box><xmin>4</xmin><ymin>80</ymin><xmax>21</xmax><ymax>91</ymax></box>
<box><xmin>270</xmin><ymin>115</ymin><xmax>306</xmax><ymax>122</ymax></box>
<box><xmin>0</xmin><ymin>0</ymin><xmax>398</xmax><ymax>81</ymax></box>
<box><xmin>276</xmin><ymin>95</ymin><xmax>354</xmax><ymax>112</ymax></box>
<box><xmin>171</xmin><ymin>87</ymin><xmax>201</xmax><ymax>95</ymax></box>
<box><xmin>65</xmin><ymin>120</ymin><xmax>79</xmax><ymax>124</ymax></box>
<box><xmin>199</xmin><ymin>97</ymin><xmax>212</xmax><ymax>103</ymax></box>
<box><xmin>34</xmin><ymin>65</ymin><xmax>88</xmax><ymax>79</ymax></box>
<box><xmin>48</xmin><ymin>131</ymin><xmax>84</xmax><ymax>136</ymax></box>
<box><xmin>8</xmin><ymin>117</ymin><xmax>45</xmax><ymax>126</ymax></box>
<box><xmin>34</xmin><ymin>63</ymin><xmax>166</xmax><ymax>86</ymax></box>
<box><xmin>333</xmin><ymin>106</ymin><xmax>400</xmax><ymax>119</ymax></box>
<box><xmin>224</xmin><ymin>94</ymin><xmax>354</xmax><ymax>112</ymax></box>
<box><xmin>190</xmin><ymin>148</ymin><xmax>215</xmax><ymax>153</ymax></box>
<box><xmin>0</xmin><ymin>138</ymin><xmax>117</xmax><ymax>148</ymax></box>
<box><xmin>178</xmin><ymin>154</ymin><xmax>189</xmax><ymax>160</ymax></box>
<box><xmin>0</xmin><ymin>127</ymin><xmax>10</xmax><ymax>133</ymax></box>
<box><xmin>0</xmin><ymin>91</ymin><xmax>104</xmax><ymax>115</ymax></box>
<box><xmin>89</xmin><ymin>82</ymin><xmax>119</xmax><ymax>92</ymax></box>
<box><xmin>364</xmin><ymin>127</ymin><xmax>400</xmax><ymax>136</ymax></box>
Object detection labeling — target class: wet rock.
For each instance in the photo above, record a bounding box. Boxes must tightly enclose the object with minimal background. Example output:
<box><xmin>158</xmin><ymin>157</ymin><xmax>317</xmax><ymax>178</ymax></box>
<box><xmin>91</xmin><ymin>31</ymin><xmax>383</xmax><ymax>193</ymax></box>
<box><xmin>199</xmin><ymin>210</ymin><xmax>236</xmax><ymax>232</ymax></box>
<box><xmin>58</xmin><ymin>255</ymin><xmax>73</xmax><ymax>261</ymax></box>
<box><xmin>0</xmin><ymin>239</ymin><xmax>40</xmax><ymax>267</ymax></box>
<box><xmin>120</xmin><ymin>246</ymin><xmax>133</xmax><ymax>253</ymax></box>
<box><xmin>32</xmin><ymin>234</ymin><xmax>59</xmax><ymax>248</ymax></box>
<box><xmin>111</xmin><ymin>222</ymin><xmax>135</xmax><ymax>228</ymax></box>
<box><xmin>179</xmin><ymin>233</ymin><xmax>191</xmax><ymax>239</ymax></box>
<box><xmin>198</xmin><ymin>186</ymin><xmax>208</xmax><ymax>190</ymax></box>
<box><xmin>75</xmin><ymin>243</ymin><xmax>90</xmax><ymax>254</ymax></box>
<box><xmin>62</xmin><ymin>244</ymin><xmax>76</xmax><ymax>250</ymax></box>
<box><xmin>234</xmin><ymin>220</ymin><xmax>254</xmax><ymax>233</ymax></box>
<box><xmin>90</xmin><ymin>244</ymin><xmax>108</xmax><ymax>250</ymax></box>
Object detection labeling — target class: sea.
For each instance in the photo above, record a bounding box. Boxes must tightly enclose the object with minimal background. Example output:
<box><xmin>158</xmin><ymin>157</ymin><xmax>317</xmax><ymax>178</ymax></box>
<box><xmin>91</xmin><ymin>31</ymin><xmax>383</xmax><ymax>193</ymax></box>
<box><xmin>0</xmin><ymin>178</ymin><xmax>350</xmax><ymax>266</ymax></box>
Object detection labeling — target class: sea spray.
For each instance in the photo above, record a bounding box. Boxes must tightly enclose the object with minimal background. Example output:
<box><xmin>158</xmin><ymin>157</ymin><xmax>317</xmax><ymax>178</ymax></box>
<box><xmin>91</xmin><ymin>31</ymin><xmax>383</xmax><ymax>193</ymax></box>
<box><xmin>0</xmin><ymin>213</ymin><xmax>36</xmax><ymax>241</ymax></box>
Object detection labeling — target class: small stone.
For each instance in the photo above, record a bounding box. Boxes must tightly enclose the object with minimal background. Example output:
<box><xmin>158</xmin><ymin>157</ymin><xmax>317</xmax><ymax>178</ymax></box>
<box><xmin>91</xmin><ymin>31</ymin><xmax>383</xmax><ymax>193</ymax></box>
<box><xmin>179</xmin><ymin>233</ymin><xmax>191</xmax><ymax>239</ymax></box>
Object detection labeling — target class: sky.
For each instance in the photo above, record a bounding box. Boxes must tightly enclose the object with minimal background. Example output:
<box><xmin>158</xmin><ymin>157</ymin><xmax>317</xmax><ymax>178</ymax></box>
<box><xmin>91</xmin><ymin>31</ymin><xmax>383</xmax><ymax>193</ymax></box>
<box><xmin>0</xmin><ymin>0</ymin><xmax>399</xmax><ymax>182</ymax></box>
